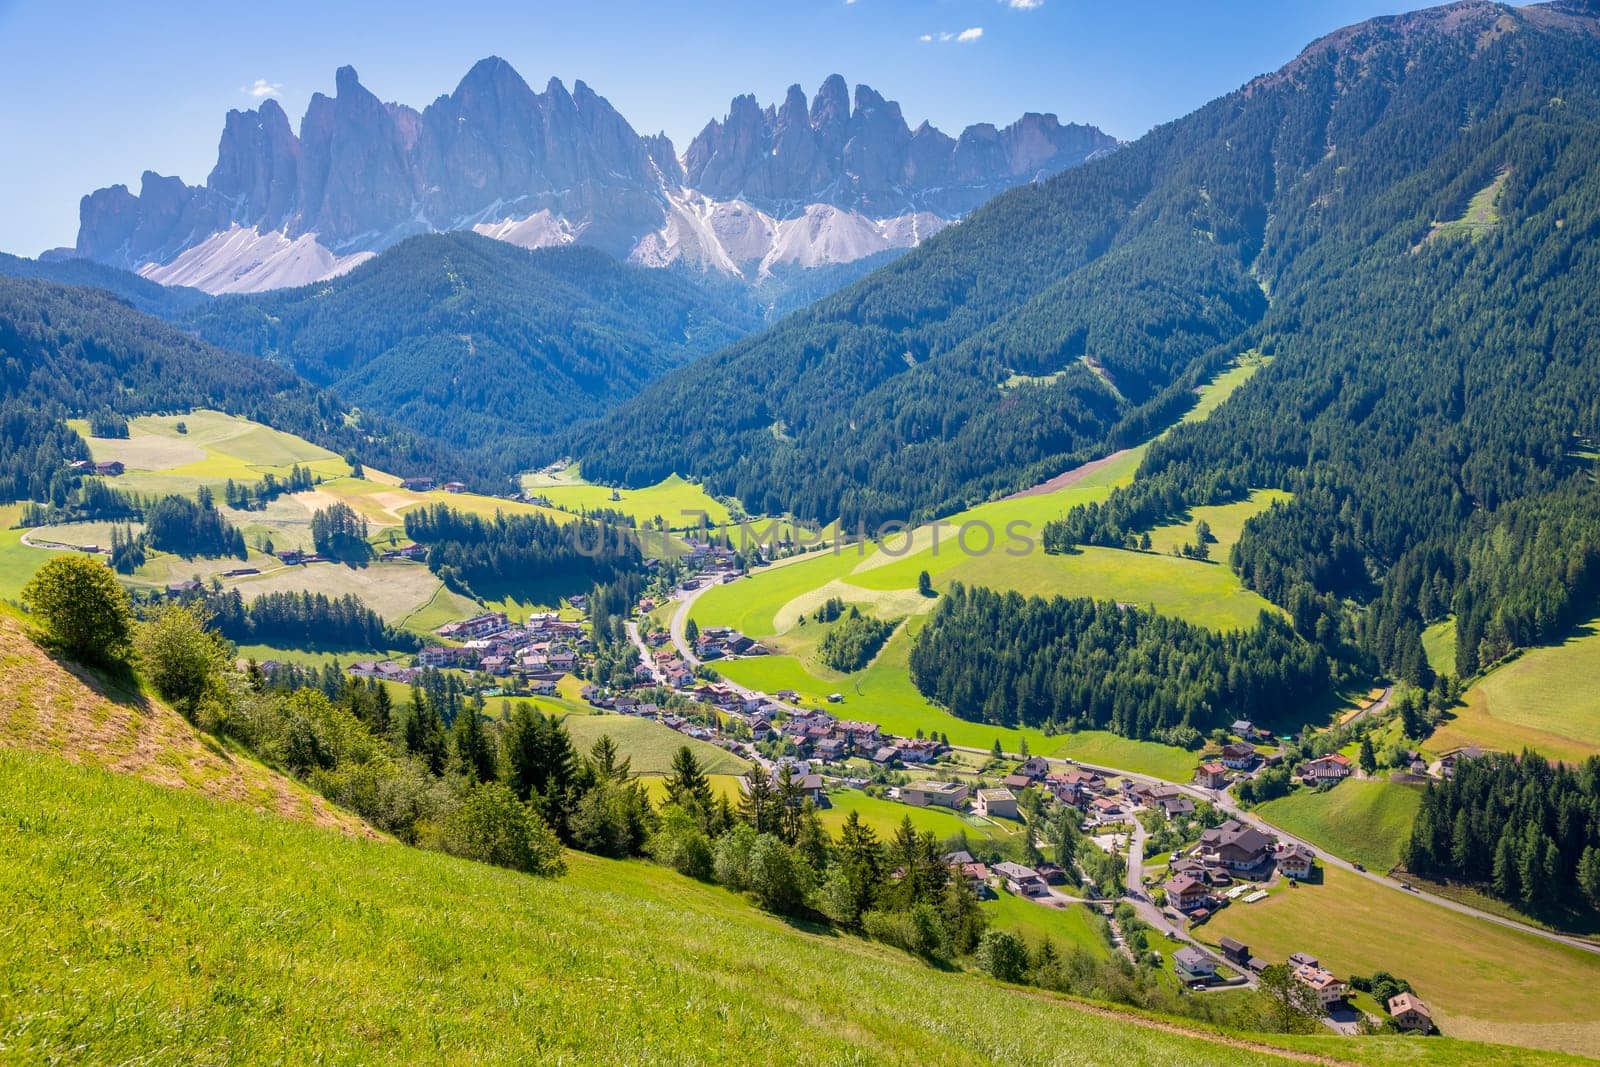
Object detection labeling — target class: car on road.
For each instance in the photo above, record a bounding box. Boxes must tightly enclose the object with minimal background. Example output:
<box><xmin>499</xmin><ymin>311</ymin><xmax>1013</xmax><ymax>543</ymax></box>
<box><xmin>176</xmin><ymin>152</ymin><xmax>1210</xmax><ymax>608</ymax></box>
<box><xmin>1353</xmin><ymin>862</ymin><xmax>1365</xmax><ymax>872</ymax></box>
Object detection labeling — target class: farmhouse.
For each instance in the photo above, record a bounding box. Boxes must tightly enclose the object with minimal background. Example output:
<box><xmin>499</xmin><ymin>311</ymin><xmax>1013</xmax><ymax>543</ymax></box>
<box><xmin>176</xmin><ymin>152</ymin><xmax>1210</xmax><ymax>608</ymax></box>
<box><xmin>1017</xmin><ymin>755</ymin><xmax>1051</xmax><ymax>780</ymax></box>
<box><xmin>438</xmin><ymin>612</ymin><xmax>510</xmax><ymax>640</ymax></box>
<box><xmin>1219</xmin><ymin>742</ymin><xmax>1258</xmax><ymax>770</ymax></box>
<box><xmin>1278</xmin><ymin>843</ymin><xmax>1317</xmax><ymax>880</ymax></box>
<box><xmin>1388</xmin><ymin>992</ymin><xmax>1434</xmax><ymax>1033</ymax></box>
<box><xmin>1165</xmin><ymin>874</ymin><xmax>1210</xmax><ymax>911</ymax></box>
<box><xmin>1436</xmin><ymin>746</ymin><xmax>1485</xmax><ymax>779</ymax></box>
<box><xmin>902</xmin><ymin>781</ymin><xmax>969</xmax><ymax>809</ymax></box>
<box><xmin>1292</xmin><ymin>964</ymin><xmax>1348</xmax><ymax>1008</ymax></box>
<box><xmin>1198</xmin><ymin>820</ymin><xmax>1275</xmax><ymax>872</ymax></box>
<box><xmin>993</xmin><ymin>862</ymin><xmax>1049</xmax><ymax>898</ymax></box>
<box><xmin>1196</xmin><ymin>763</ymin><xmax>1228</xmax><ymax>789</ymax></box>
<box><xmin>974</xmin><ymin>787</ymin><xmax>1019</xmax><ymax>820</ymax></box>
<box><xmin>1173</xmin><ymin>946</ymin><xmax>1218</xmax><ymax>984</ymax></box>
<box><xmin>1300</xmin><ymin>753</ymin><xmax>1353</xmax><ymax>783</ymax></box>
<box><xmin>400</xmin><ymin>477</ymin><xmax>435</xmax><ymax>491</ymax></box>
<box><xmin>93</xmin><ymin>460</ymin><xmax>125</xmax><ymax>476</ymax></box>
<box><xmin>1159</xmin><ymin>795</ymin><xmax>1196</xmax><ymax>818</ymax></box>
<box><xmin>1002</xmin><ymin>773</ymin><xmax>1033</xmax><ymax>791</ymax></box>
<box><xmin>1090</xmin><ymin>795</ymin><xmax>1127</xmax><ymax>820</ymax></box>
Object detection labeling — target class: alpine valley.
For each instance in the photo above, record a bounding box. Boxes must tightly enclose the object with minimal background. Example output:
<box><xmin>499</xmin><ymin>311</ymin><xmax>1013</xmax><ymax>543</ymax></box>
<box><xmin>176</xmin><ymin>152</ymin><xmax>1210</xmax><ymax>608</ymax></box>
<box><xmin>5</xmin><ymin>2</ymin><xmax>1600</xmax><ymax>1064</ymax></box>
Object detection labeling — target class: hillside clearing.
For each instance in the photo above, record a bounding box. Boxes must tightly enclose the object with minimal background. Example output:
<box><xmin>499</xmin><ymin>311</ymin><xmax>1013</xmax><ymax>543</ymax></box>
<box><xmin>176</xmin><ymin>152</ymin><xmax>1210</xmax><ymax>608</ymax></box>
<box><xmin>1427</xmin><ymin>615</ymin><xmax>1600</xmax><ymax>764</ymax></box>
<box><xmin>559</xmin><ymin>713</ymin><xmax>751</xmax><ymax>776</ymax></box>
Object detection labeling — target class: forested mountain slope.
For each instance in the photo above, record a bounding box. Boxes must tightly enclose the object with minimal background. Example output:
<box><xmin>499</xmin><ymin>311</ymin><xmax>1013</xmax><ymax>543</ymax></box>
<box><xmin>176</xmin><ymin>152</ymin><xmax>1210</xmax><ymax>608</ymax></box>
<box><xmin>0</xmin><ymin>251</ymin><xmax>210</xmax><ymax>319</ymax></box>
<box><xmin>187</xmin><ymin>232</ymin><xmax>760</xmax><ymax>456</ymax></box>
<box><xmin>574</xmin><ymin>0</ymin><xmax>1599</xmax><ymax>536</ymax></box>
<box><xmin>1042</xmin><ymin>0</ymin><xmax>1600</xmax><ymax>682</ymax></box>
<box><xmin>0</xmin><ymin>277</ymin><xmax>468</xmax><ymax>504</ymax></box>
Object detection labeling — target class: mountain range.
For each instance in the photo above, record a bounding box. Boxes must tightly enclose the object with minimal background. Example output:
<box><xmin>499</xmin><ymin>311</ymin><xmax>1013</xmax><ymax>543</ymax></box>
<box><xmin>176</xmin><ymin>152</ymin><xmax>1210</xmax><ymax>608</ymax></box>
<box><xmin>62</xmin><ymin>61</ymin><xmax>1117</xmax><ymax>295</ymax></box>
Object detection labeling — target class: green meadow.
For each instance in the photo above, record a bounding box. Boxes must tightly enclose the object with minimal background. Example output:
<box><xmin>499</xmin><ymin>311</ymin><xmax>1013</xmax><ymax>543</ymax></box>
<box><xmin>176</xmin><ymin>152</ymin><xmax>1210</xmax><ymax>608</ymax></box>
<box><xmin>816</xmin><ymin>787</ymin><xmax>1023</xmax><ymax>846</ymax></box>
<box><xmin>71</xmin><ymin>410</ymin><xmax>350</xmax><ymax>497</ymax></box>
<box><xmin>1252</xmin><ymin>779</ymin><xmax>1423</xmax><ymax>874</ymax></box>
<box><xmin>522</xmin><ymin>469</ymin><xmax>733</xmax><ymax>528</ymax></box>
<box><xmin>3</xmin><ymin>750</ymin><xmax>1552</xmax><ymax>1066</ymax></box>
<box><xmin>1428</xmin><ymin>614</ymin><xmax>1600</xmax><ymax>764</ymax></box>
<box><xmin>980</xmin><ymin>892</ymin><xmax>1112</xmax><ymax>956</ymax></box>
<box><xmin>1421</xmin><ymin>616</ymin><xmax>1458</xmax><ymax>679</ymax></box>
<box><xmin>560</xmin><ymin>713</ymin><xmax>751</xmax><ymax>776</ymax></box>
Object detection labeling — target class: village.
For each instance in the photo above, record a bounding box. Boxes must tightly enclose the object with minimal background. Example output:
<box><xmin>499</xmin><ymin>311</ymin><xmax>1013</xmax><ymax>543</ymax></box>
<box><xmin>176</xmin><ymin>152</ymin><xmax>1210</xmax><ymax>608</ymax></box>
<box><xmin>314</xmin><ymin>539</ymin><xmax>1442</xmax><ymax>1037</ymax></box>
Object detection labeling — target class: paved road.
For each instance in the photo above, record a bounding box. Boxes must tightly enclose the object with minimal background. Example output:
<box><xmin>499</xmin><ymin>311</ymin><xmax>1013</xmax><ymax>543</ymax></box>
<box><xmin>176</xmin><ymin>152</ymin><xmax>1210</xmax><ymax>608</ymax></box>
<box><xmin>623</xmin><ymin>620</ymin><xmax>668</xmax><ymax>686</ymax></box>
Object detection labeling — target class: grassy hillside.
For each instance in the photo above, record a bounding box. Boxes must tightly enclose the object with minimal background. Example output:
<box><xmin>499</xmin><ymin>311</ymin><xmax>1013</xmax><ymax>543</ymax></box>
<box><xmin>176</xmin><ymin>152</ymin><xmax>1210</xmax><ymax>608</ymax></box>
<box><xmin>560</xmin><ymin>713</ymin><xmax>751</xmax><ymax>777</ymax></box>
<box><xmin>2</xmin><ymin>749</ymin><xmax>1579</xmax><ymax>1066</ymax></box>
<box><xmin>0</xmin><ymin>610</ymin><xmax>367</xmax><ymax>836</ymax></box>
<box><xmin>1253</xmin><ymin>780</ymin><xmax>1423</xmax><ymax>874</ymax></box>
<box><xmin>686</xmin><ymin>360</ymin><xmax>1278</xmax><ymax>779</ymax></box>
<box><xmin>1427</xmin><ymin>614</ymin><xmax>1600</xmax><ymax>764</ymax></box>
<box><xmin>816</xmin><ymin>787</ymin><xmax>1023</xmax><ymax>847</ymax></box>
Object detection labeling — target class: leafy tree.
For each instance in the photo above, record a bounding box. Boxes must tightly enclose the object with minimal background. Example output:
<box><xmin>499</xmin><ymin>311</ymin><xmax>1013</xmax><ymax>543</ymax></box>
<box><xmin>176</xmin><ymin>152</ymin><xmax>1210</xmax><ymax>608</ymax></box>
<box><xmin>648</xmin><ymin>805</ymin><xmax>714</xmax><ymax>879</ymax></box>
<box><xmin>1258</xmin><ymin>964</ymin><xmax>1323</xmax><ymax>1034</ymax></box>
<box><xmin>21</xmin><ymin>555</ymin><xmax>132</xmax><ymax>667</ymax></box>
<box><xmin>976</xmin><ymin>929</ymin><xmax>1030</xmax><ymax>983</ymax></box>
<box><xmin>135</xmin><ymin>603</ymin><xmax>232</xmax><ymax>716</ymax></box>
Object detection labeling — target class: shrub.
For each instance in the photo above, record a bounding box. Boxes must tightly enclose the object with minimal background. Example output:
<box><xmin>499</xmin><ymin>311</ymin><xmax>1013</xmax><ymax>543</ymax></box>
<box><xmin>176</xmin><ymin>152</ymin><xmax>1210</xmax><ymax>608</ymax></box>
<box><xmin>135</xmin><ymin>603</ymin><xmax>232</xmax><ymax>715</ymax></box>
<box><xmin>976</xmin><ymin>929</ymin><xmax>1030</xmax><ymax>983</ymax></box>
<box><xmin>648</xmin><ymin>805</ymin><xmax>714</xmax><ymax>879</ymax></box>
<box><xmin>439</xmin><ymin>781</ymin><xmax>565</xmax><ymax>877</ymax></box>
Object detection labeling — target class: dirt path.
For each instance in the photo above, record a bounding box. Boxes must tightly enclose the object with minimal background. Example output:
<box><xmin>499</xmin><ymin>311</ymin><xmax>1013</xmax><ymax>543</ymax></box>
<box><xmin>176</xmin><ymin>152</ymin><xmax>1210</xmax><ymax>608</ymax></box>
<box><xmin>1009</xmin><ymin>985</ymin><xmax>1349</xmax><ymax>1064</ymax></box>
<box><xmin>1005</xmin><ymin>447</ymin><xmax>1133</xmax><ymax>499</ymax></box>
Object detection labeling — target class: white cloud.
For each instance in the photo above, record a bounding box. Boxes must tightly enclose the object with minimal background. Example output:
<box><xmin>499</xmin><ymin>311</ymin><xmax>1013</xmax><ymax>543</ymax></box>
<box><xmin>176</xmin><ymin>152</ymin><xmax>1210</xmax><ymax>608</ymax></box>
<box><xmin>243</xmin><ymin>79</ymin><xmax>282</xmax><ymax>99</ymax></box>
<box><xmin>921</xmin><ymin>27</ymin><xmax>983</xmax><ymax>43</ymax></box>
<box><xmin>1004</xmin><ymin>0</ymin><xmax>1044</xmax><ymax>9</ymax></box>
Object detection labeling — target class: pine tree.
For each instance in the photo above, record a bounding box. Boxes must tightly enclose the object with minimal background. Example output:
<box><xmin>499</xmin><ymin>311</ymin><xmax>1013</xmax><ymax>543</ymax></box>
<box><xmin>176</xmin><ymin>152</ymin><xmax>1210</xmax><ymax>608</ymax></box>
<box><xmin>453</xmin><ymin>702</ymin><xmax>497</xmax><ymax>782</ymax></box>
<box><xmin>739</xmin><ymin>766</ymin><xmax>776</xmax><ymax>834</ymax></box>
<box><xmin>1358</xmin><ymin>736</ymin><xmax>1377</xmax><ymax>775</ymax></box>
<box><xmin>665</xmin><ymin>746</ymin><xmax>713</xmax><ymax>825</ymax></box>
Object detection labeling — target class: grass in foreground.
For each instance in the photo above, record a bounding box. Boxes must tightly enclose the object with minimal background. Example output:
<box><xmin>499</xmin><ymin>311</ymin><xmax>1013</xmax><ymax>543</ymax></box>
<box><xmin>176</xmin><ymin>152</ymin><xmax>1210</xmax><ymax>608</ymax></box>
<box><xmin>1252</xmin><ymin>779</ymin><xmax>1422</xmax><ymax>874</ymax></box>
<box><xmin>1</xmin><ymin>750</ymin><xmax>1576</xmax><ymax>1066</ymax></box>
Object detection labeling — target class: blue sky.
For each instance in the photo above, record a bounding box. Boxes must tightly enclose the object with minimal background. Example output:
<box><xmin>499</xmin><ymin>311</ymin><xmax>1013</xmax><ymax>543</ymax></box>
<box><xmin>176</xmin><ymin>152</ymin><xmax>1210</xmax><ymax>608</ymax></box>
<box><xmin>0</xmin><ymin>0</ymin><xmax>1459</xmax><ymax>256</ymax></box>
